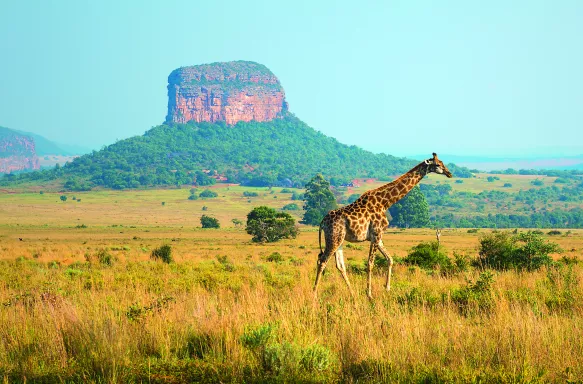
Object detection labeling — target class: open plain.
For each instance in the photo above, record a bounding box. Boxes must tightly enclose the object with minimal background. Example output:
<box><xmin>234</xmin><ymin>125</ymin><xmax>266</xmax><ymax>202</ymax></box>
<box><xmin>1</xmin><ymin>186</ymin><xmax>582</xmax><ymax>382</ymax></box>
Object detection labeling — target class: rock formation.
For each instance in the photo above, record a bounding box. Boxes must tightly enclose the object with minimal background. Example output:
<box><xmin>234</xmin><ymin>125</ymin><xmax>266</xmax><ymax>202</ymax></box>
<box><xmin>166</xmin><ymin>61</ymin><xmax>288</xmax><ymax>125</ymax></box>
<box><xmin>0</xmin><ymin>127</ymin><xmax>40</xmax><ymax>173</ymax></box>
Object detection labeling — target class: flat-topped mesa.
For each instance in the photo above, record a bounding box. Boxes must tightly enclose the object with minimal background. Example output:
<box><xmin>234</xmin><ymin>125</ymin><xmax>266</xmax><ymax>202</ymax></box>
<box><xmin>166</xmin><ymin>61</ymin><xmax>288</xmax><ymax>125</ymax></box>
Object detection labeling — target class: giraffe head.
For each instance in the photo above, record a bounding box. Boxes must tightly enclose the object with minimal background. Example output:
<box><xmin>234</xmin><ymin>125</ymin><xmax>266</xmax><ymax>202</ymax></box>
<box><xmin>424</xmin><ymin>153</ymin><xmax>453</xmax><ymax>178</ymax></box>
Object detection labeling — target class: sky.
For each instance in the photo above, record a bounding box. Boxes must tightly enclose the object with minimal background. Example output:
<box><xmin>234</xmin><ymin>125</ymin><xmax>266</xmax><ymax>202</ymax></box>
<box><xmin>1</xmin><ymin>0</ymin><xmax>582</xmax><ymax>158</ymax></box>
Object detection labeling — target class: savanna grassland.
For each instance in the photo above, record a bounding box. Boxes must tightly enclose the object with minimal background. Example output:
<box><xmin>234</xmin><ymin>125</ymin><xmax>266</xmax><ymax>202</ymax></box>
<box><xmin>1</xmin><ymin>184</ymin><xmax>583</xmax><ymax>383</ymax></box>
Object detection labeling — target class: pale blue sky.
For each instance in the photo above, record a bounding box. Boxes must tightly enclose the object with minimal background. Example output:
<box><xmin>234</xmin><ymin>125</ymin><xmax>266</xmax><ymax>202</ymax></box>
<box><xmin>1</xmin><ymin>0</ymin><xmax>582</xmax><ymax>157</ymax></box>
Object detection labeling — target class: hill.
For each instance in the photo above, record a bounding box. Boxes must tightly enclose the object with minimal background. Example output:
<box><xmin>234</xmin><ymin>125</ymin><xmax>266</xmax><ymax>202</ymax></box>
<box><xmin>0</xmin><ymin>127</ymin><xmax>40</xmax><ymax>173</ymax></box>
<box><xmin>6</xmin><ymin>114</ymin><xmax>431</xmax><ymax>189</ymax></box>
<box><xmin>12</xmin><ymin>129</ymin><xmax>90</xmax><ymax>156</ymax></box>
<box><xmin>1</xmin><ymin>61</ymin><xmax>471</xmax><ymax>189</ymax></box>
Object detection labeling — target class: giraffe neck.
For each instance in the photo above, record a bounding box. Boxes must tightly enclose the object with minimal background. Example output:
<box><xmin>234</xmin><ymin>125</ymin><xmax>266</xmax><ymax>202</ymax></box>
<box><xmin>372</xmin><ymin>162</ymin><xmax>427</xmax><ymax>210</ymax></box>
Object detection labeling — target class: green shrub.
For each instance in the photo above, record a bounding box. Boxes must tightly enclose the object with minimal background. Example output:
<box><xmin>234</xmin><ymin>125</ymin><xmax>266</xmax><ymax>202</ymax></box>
<box><xmin>397</xmin><ymin>287</ymin><xmax>439</xmax><ymax>310</ymax></box>
<box><xmin>299</xmin><ymin>344</ymin><xmax>335</xmax><ymax>373</ymax></box>
<box><xmin>200</xmin><ymin>215</ymin><xmax>220</xmax><ymax>229</ymax></box>
<box><xmin>403</xmin><ymin>241</ymin><xmax>452</xmax><ymax>271</ymax></box>
<box><xmin>450</xmin><ymin>271</ymin><xmax>495</xmax><ymax>315</ymax></box>
<box><xmin>187</xmin><ymin>194</ymin><xmax>198</xmax><ymax>200</ymax></box>
<box><xmin>503</xmin><ymin>183</ymin><xmax>512</xmax><ymax>188</ymax></box>
<box><xmin>452</xmin><ymin>252</ymin><xmax>471</xmax><ymax>273</ymax></box>
<box><xmin>266</xmin><ymin>252</ymin><xmax>284</xmax><ymax>263</ymax></box>
<box><xmin>477</xmin><ymin>231</ymin><xmax>561</xmax><ymax>271</ymax></box>
<box><xmin>240</xmin><ymin>323</ymin><xmax>276</xmax><ymax>351</ymax></box>
<box><xmin>547</xmin><ymin>230</ymin><xmax>561</xmax><ymax>236</ymax></box>
<box><xmin>199</xmin><ymin>189</ymin><xmax>218</xmax><ymax>198</ymax></box>
<box><xmin>151</xmin><ymin>245</ymin><xmax>173</xmax><ymax>263</ymax></box>
<box><xmin>96</xmin><ymin>249</ymin><xmax>115</xmax><ymax>266</ymax></box>
<box><xmin>282</xmin><ymin>203</ymin><xmax>299</xmax><ymax>211</ymax></box>
<box><xmin>216</xmin><ymin>255</ymin><xmax>235</xmax><ymax>272</ymax></box>
<box><xmin>243</xmin><ymin>191</ymin><xmax>259</xmax><ymax>197</ymax></box>
<box><xmin>467</xmin><ymin>228</ymin><xmax>479</xmax><ymax>233</ymax></box>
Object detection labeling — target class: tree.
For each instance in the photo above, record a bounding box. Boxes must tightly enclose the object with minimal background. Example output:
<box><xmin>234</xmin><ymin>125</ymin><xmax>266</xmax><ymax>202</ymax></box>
<box><xmin>246</xmin><ymin>206</ymin><xmax>298</xmax><ymax>243</ymax></box>
<box><xmin>388</xmin><ymin>186</ymin><xmax>430</xmax><ymax>228</ymax></box>
<box><xmin>60</xmin><ymin>195</ymin><xmax>67</xmax><ymax>202</ymax></box>
<box><xmin>200</xmin><ymin>215</ymin><xmax>220</xmax><ymax>228</ymax></box>
<box><xmin>301</xmin><ymin>174</ymin><xmax>337</xmax><ymax>225</ymax></box>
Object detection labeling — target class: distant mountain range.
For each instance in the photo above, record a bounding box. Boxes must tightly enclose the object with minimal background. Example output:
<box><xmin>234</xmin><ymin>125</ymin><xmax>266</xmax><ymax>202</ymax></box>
<box><xmin>11</xmin><ymin>129</ymin><xmax>90</xmax><ymax>156</ymax></box>
<box><xmin>0</xmin><ymin>126</ymin><xmax>90</xmax><ymax>173</ymax></box>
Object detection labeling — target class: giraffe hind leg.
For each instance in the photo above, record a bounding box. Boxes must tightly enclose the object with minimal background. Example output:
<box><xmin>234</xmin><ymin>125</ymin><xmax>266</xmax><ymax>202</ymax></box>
<box><xmin>313</xmin><ymin>249</ymin><xmax>331</xmax><ymax>297</ymax></box>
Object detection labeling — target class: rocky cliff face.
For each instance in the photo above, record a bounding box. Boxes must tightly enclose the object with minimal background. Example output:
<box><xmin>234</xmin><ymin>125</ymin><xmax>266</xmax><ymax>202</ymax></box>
<box><xmin>0</xmin><ymin>127</ymin><xmax>41</xmax><ymax>173</ymax></box>
<box><xmin>166</xmin><ymin>61</ymin><xmax>288</xmax><ymax>125</ymax></box>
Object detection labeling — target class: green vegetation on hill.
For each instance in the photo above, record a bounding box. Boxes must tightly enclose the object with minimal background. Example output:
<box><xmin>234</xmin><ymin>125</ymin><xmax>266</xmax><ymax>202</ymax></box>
<box><xmin>3</xmin><ymin>114</ymin><xmax>457</xmax><ymax>189</ymax></box>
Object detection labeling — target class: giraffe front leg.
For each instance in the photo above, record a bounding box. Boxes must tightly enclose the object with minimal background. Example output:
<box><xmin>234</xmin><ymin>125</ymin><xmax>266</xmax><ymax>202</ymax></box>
<box><xmin>376</xmin><ymin>240</ymin><xmax>393</xmax><ymax>291</ymax></box>
<box><xmin>335</xmin><ymin>246</ymin><xmax>354</xmax><ymax>297</ymax></box>
<box><xmin>366</xmin><ymin>241</ymin><xmax>376</xmax><ymax>299</ymax></box>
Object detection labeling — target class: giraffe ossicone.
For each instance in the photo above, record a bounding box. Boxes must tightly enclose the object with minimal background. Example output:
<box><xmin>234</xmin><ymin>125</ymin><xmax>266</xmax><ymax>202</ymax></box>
<box><xmin>313</xmin><ymin>153</ymin><xmax>453</xmax><ymax>299</ymax></box>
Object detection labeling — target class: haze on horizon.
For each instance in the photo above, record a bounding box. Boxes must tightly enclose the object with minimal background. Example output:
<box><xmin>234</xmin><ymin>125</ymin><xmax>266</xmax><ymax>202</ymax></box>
<box><xmin>1</xmin><ymin>0</ymin><xmax>582</xmax><ymax>158</ymax></box>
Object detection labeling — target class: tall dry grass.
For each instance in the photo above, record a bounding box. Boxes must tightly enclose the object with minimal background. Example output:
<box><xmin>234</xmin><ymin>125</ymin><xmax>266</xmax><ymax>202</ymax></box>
<box><xmin>1</xmin><ymin>228</ymin><xmax>582</xmax><ymax>383</ymax></box>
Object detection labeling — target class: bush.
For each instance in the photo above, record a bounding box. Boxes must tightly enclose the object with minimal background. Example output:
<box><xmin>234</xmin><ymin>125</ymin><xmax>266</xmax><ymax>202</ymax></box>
<box><xmin>403</xmin><ymin>241</ymin><xmax>451</xmax><ymax>271</ymax></box>
<box><xmin>467</xmin><ymin>228</ymin><xmax>479</xmax><ymax>233</ymax></box>
<box><xmin>477</xmin><ymin>231</ymin><xmax>561</xmax><ymax>271</ymax></box>
<box><xmin>282</xmin><ymin>203</ymin><xmax>299</xmax><ymax>211</ymax></box>
<box><xmin>200</xmin><ymin>215</ymin><xmax>220</xmax><ymax>229</ymax></box>
<box><xmin>266</xmin><ymin>252</ymin><xmax>284</xmax><ymax>263</ymax></box>
<box><xmin>243</xmin><ymin>191</ymin><xmax>259</xmax><ymax>197</ymax></box>
<box><xmin>246</xmin><ymin>206</ymin><xmax>298</xmax><ymax>243</ymax></box>
<box><xmin>547</xmin><ymin>230</ymin><xmax>562</xmax><ymax>236</ymax></box>
<box><xmin>531</xmin><ymin>179</ymin><xmax>544</xmax><ymax>186</ymax></box>
<box><xmin>187</xmin><ymin>194</ymin><xmax>198</xmax><ymax>200</ymax></box>
<box><xmin>199</xmin><ymin>189</ymin><xmax>218</xmax><ymax>198</ymax></box>
<box><xmin>151</xmin><ymin>245</ymin><xmax>173</xmax><ymax>263</ymax></box>
<box><xmin>60</xmin><ymin>195</ymin><xmax>67</xmax><ymax>202</ymax></box>
<box><xmin>450</xmin><ymin>271</ymin><xmax>495</xmax><ymax>315</ymax></box>
<box><xmin>86</xmin><ymin>249</ymin><xmax>116</xmax><ymax>266</ymax></box>
<box><xmin>291</xmin><ymin>192</ymin><xmax>304</xmax><ymax>201</ymax></box>
<box><xmin>240</xmin><ymin>323</ymin><xmax>335</xmax><ymax>380</ymax></box>
<box><xmin>503</xmin><ymin>183</ymin><xmax>512</xmax><ymax>188</ymax></box>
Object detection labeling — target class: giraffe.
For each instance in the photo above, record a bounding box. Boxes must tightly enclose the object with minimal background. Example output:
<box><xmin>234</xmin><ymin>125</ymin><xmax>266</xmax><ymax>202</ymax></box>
<box><xmin>436</xmin><ymin>228</ymin><xmax>442</xmax><ymax>251</ymax></box>
<box><xmin>314</xmin><ymin>153</ymin><xmax>453</xmax><ymax>299</ymax></box>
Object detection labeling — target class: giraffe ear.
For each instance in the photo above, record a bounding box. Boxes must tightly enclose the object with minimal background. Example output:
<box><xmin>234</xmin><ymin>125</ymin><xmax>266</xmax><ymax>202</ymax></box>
<box><xmin>424</xmin><ymin>159</ymin><xmax>430</xmax><ymax>165</ymax></box>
